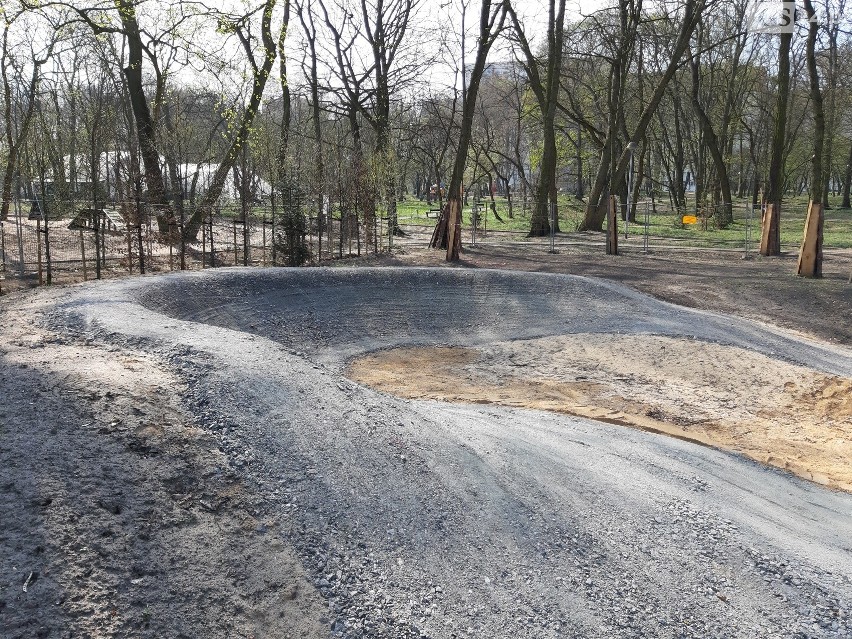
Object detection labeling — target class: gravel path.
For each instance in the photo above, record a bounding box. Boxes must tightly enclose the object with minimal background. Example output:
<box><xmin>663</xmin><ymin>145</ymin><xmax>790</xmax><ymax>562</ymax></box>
<box><xmin>42</xmin><ymin>267</ymin><xmax>852</xmax><ymax>637</ymax></box>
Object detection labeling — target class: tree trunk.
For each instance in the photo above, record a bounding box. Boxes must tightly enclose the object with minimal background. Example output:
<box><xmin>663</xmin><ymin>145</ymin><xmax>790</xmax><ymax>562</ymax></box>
<box><xmin>1</xmin><ymin>26</ymin><xmax>44</xmax><ymax>222</ymax></box>
<box><xmin>797</xmin><ymin>0</ymin><xmax>824</xmax><ymax>278</ymax></box>
<box><xmin>508</xmin><ymin>0</ymin><xmax>566</xmax><ymax>237</ymax></box>
<box><xmin>841</xmin><ymin>139</ymin><xmax>852</xmax><ymax>208</ymax></box>
<box><xmin>821</xmin><ymin>22</ymin><xmax>839</xmax><ymax>209</ymax></box>
<box><xmin>581</xmin><ymin>133</ymin><xmax>613</xmax><ymax>231</ymax></box>
<box><xmin>432</xmin><ymin>0</ymin><xmax>508</xmax><ymax>260</ymax></box>
<box><xmin>277</xmin><ymin>0</ymin><xmax>292</xmax><ymax>182</ymax></box>
<box><xmin>116</xmin><ymin>0</ymin><xmax>172</xmax><ymax>232</ymax></box>
<box><xmin>307</xmin><ymin>23</ymin><xmax>325</xmax><ymax>258</ymax></box>
<box><xmin>575</xmin><ymin>124</ymin><xmax>584</xmax><ymax>199</ymax></box>
<box><xmin>581</xmin><ymin>0</ymin><xmax>704</xmax><ymax>232</ymax></box>
<box><xmin>761</xmin><ymin>3</ymin><xmax>792</xmax><ymax>256</ymax></box>
<box><xmin>184</xmin><ymin>0</ymin><xmax>279</xmax><ymax>241</ymax></box>
<box><xmin>690</xmin><ymin>54</ymin><xmax>733</xmax><ymax>228</ymax></box>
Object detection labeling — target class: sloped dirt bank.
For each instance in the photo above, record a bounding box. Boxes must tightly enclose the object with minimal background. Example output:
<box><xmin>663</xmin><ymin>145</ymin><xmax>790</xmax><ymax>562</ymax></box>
<box><xmin>348</xmin><ymin>335</ymin><xmax>852</xmax><ymax>491</ymax></box>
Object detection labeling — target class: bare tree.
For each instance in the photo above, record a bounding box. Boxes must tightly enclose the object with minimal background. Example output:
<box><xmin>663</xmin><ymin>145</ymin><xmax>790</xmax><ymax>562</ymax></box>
<box><xmin>580</xmin><ymin>0</ymin><xmax>707</xmax><ymax>232</ymax></box>
<box><xmin>507</xmin><ymin>0</ymin><xmax>566</xmax><ymax>236</ymax></box>
<box><xmin>297</xmin><ymin>0</ymin><xmax>328</xmax><ymax>257</ymax></box>
<box><xmin>1</xmin><ymin>10</ymin><xmax>56</xmax><ymax>222</ymax></box>
<box><xmin>796</xmin><ymin>0</ymin><xmax>825</xmax><ymax>277</ymax></box>
<box><xmin>760</xmin><ymin>0</ymin><xmax>794</xmax><ymax>256</ymax></box>
<box><xmin>431</xmin><ymin>0</ymin><xmax>508</xmax><ymax>261</ymax></box>
<box><xmin>183</xmin><ymin>1</ymin><xmax>283</xmax><ymax>239</ymax></box>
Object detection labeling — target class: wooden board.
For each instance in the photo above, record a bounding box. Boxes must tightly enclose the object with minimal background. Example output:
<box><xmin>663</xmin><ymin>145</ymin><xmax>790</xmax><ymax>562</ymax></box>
<box><xmin>796</xmin><ymin>200</ymin><xmax>824</xmax><ymax>278</ymax></box>
<box><xmin>606</xmin><ymin>196</ymin><xmax>618</xmax><ymax>255</ymax></box>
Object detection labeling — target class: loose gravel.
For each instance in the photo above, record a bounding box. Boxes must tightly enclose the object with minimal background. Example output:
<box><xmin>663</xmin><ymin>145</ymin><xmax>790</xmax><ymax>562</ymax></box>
<box><xmin>38</xmin><ymin>267</ymin><xmax>852</xmax><ymax>637</ymax></box>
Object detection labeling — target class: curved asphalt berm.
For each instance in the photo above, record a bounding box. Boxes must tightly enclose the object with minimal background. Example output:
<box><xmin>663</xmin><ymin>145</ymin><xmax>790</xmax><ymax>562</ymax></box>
<box><xmin>55</xmin><ymin>267</ymin><xmax>852</xmax><ymax>638</ymax></box>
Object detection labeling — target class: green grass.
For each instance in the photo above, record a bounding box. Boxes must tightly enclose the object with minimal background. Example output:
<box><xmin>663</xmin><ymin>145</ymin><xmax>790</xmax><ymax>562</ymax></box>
<box><xmin>633</xmin><ymin>195</ymin><xmax>852</xmax><ymax>249</ymax></box>
<box><xmin>222</xmin><ymin>192</ymin><xmax>852</xmax><ymax>249</ymax></box>
<box><xmin>397</xmin><ymin>194</ymin><xmax>852</xmax><ymax>249</ymax></box>
<box><xmin>396</xmin><ymin>196</ymin><xmax>588</xmax><ymax>235</ymax></box>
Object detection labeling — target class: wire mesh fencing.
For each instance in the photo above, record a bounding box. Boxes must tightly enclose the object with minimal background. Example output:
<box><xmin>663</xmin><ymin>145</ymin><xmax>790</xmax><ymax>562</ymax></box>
<box><xmin>392</xmin><ymin>200</ymin><xmax>790</xmax><ymax>258</ymax></box>
<box><xmin>0</xmin><ymin>199</ymin><xmax>400</xmax><ymax>292</ymax></box>
<box><xmin>2</xmin><ymin>197</ymin><xmax>848</xmax><ymax>293</ymax></box>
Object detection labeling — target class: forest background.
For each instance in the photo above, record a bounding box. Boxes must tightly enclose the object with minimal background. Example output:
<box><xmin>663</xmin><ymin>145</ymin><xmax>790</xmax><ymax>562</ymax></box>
<box><xmin>0</xmin><ymin>0</ymin><xmax>848</xmax><ymax>276</ymax></box>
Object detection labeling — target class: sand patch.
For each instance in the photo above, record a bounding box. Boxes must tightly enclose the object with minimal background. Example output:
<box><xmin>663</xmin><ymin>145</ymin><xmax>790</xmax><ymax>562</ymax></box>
<box><xmin>347</xmin><ymin>334</ymin><xmax>852</xmax><ymax>491</ymax></box>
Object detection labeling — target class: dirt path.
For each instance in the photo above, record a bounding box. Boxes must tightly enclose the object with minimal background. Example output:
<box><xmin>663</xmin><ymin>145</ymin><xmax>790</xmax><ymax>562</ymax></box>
<box><xmin>123</xmin><ymin>267</ymin><xmax>852</xmax><ymax>638</ymax></box>
<box><xmin>0</xmin><ymin>289</ymin><xmax>327</xmax><ymax>638</ymax></box>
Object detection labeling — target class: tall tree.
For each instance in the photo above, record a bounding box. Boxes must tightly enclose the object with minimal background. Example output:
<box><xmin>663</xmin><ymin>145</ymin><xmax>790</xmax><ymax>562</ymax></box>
<box><xmin>689</xmin><ymin>38</ymin><xmax>733</xmax><ymax>228</ymax></box>
<box><xmin>1</xmin><ymin>10</ymin><xmax>55</xmax><ymax>222</ymax></box>
<box><xmin>579</xmin><ymin>0</ymin><xmax>707</xmax><ymax>232</ymax></box>
<box><xmin>760</xmin><ymin>0</ymin><xmax>793</xmax><ymax>256</ymax></box>
<box><xmin>184</xmin><ymin>0</ymin><xmax>281</xmax><ymax>239</ymax></box>
<box><xmin>431</xmin><ymin>0</ymin><xmax>508</xmax><ymax>261</ymax></box>
<box><xmin>359</xmin><ymin>0</ymin><xmax>422</xmax><ymax>239</ymax></box>
<box><xmin>59</xmin><ymin>0</ymin><xmax>283</xmax><ymax>240</ymax></box>
<box><xmin>796</xmin><ymin>0</ymin><xmax>825</xmax><ymax>277</ymax></box>
<box><xmin>507</xmin><ymin>0</ymin><xmax>567</xmax><ymax>237</ymax></box>
<box><xmin>277</xmin><ymin>0</ymin><xmax>292</xmax><ymax>179</ymax></box>
<box><xmin>297</xmin><ymin>0</ymin><xmax>327</xmax><ymax>258</ymax></box>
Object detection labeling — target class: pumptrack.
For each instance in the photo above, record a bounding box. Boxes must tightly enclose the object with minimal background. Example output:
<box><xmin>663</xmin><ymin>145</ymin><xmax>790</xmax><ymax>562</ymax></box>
<box><xmin>55</xmin><ymin>267</ymin><xmax>852</xmax><ymax>638</ymax></box>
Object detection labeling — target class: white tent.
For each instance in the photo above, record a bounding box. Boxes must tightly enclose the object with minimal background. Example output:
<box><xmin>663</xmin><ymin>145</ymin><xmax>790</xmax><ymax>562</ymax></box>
<box><xmin>49</xmin><ymin>152</ymin><xmax>272</xmax><ymax>204</ymax></box>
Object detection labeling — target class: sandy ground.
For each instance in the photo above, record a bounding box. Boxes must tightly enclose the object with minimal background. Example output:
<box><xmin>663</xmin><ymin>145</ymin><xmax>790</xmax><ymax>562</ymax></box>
<box><xmin>348</xmin><ymin>336</ymin><xmax>852</xmax><ymax>492</ymax></box>
<box><xmin>345</xmin><ymin>243</ymin><xmax>852</xmax><ymax>490</ymax></box>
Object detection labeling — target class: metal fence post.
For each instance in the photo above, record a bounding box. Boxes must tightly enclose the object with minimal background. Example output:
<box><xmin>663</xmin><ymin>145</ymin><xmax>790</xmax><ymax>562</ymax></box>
<box><xmin>549</xmin><ymin>201</ymin><xmax>557</xmax><ymax>254</ymax></box>
<box><xmin>169</xmin><ymin>222</ymin><xmax>174</xmax><ymax>271</ymax></box>
<box><xmin>209</xmin><ymin>212</ymin><xmax>215</xmax><ymax>267</ymax></box>
<box><xmin>14</xmin><ymin>199</ymin><xmax>24</xmax><ymax>275</ymax></box>
<box><xmin>180</xmin><ymin>216</ymin><xmax>186</xmax><ymax>271</ymax></box>
<box><xmin>137</xmin><ymin>223</ymin><xmax>145</xmax><ymax>275</ymax></box>
<box><xmin>744</xmin><ymin>203</ymin><xmax>753</xmax><ymax>260</ymax></box>
<box><xmin>202</xmin><ymin>216</ymin><xmax>207</xmax><ymax>269</ymax></box>
<box><xmin>126</xmin><ymin>220</ymin><xmax>134</xmax><ymax>273</ymax></box>
<box><xmin>36</xmin><ymin>219</ymin><xmax>43</xmax><ymax>285</ymax></box>
<box><xmin>80</xmin><ymin>230</ymin><xmax>88</xmax><ymax>281</ymax></box>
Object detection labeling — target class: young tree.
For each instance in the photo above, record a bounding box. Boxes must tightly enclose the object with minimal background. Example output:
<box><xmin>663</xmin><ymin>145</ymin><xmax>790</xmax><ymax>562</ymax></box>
<box><xmin>1</xmin><ymin>9</ymin><xmax>55</xmax><ymax>222</ymax></box>
<box><xmin>296</xmin><ymin>0</ymin><xmax>328</xmax><ymax>257</ymax></box>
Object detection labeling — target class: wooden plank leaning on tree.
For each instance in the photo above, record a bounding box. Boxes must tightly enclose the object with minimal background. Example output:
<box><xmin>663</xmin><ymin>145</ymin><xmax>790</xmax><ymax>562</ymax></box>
<box><xmin>796</xmin><ymin>201</ymin><xmax>823</xmax><ymax>278</ymax></box>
